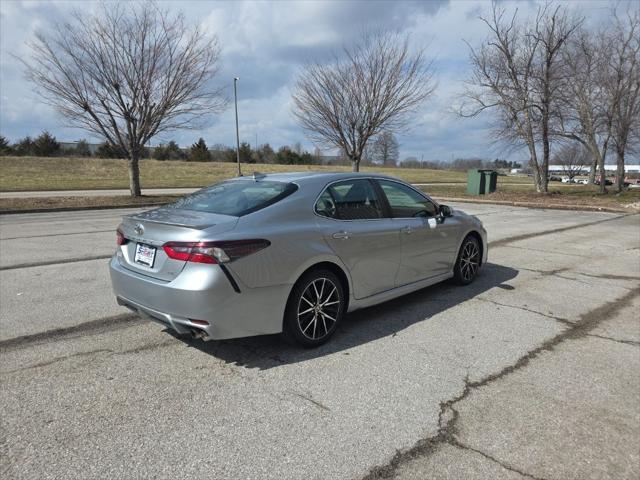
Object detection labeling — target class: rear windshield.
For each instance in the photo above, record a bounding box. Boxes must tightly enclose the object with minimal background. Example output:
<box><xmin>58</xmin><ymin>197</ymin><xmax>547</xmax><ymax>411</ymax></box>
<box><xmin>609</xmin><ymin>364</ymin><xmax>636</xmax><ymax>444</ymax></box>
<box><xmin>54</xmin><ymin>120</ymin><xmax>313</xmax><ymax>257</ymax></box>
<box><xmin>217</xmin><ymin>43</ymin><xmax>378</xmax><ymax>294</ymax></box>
<box><xmin>167</xmin><ymin>180</ymin><xmax>297</xmax><ymax>217</ymax></box>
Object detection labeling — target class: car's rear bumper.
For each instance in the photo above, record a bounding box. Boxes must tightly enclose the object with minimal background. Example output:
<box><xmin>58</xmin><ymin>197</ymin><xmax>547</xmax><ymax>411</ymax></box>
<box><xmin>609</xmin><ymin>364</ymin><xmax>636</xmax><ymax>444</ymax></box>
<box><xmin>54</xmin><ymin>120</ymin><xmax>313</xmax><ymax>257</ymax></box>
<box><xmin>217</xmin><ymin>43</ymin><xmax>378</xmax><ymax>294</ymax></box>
<box><xmin>109</xmin><ymin>256</ymin><xmax>291</xmax><ymax>340</ymax></box>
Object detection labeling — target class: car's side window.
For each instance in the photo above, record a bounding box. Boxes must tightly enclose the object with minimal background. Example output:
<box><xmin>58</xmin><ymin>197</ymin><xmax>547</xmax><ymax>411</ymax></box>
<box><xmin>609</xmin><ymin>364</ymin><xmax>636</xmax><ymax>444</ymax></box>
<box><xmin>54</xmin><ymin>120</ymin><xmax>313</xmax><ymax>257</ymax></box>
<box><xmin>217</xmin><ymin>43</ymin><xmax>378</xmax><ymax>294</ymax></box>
<box><xmin>315</xmin><ymin>179</ymin><xmax>384</xmax><ymax>220</ymax></box>
<box><xmin>315</xmin><ymin>190</ymin><xmax>337</xmax><ymax>218</ymax></box>
<box><xmin>377</xmin><ymin>180</ymin><xmax>438</xmax><ymax>218</ymax></box>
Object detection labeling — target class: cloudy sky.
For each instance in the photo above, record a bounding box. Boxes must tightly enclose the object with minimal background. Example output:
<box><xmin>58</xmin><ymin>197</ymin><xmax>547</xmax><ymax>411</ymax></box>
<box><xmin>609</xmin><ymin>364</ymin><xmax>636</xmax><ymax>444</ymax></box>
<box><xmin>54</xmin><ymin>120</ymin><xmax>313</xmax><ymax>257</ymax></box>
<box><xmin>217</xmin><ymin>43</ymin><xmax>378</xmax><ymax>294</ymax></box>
<box><xmin>0</xmin><ymin>0</ymin><xmax>632</xmax><ymax>162</ymax></box>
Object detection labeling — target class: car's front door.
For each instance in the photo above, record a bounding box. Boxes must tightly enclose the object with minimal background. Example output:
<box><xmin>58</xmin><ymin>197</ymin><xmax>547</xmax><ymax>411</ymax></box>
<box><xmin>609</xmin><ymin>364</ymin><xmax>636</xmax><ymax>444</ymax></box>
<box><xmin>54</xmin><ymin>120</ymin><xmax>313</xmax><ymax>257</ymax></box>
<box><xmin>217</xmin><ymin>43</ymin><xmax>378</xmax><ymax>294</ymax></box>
<box><xmin>315</xmin><ymin>179</ymin><xmax>400</xmax><ymax>299</ymax></box>
<box><xmin>375</xmin><ymin>179</ymin><xmax>459</xmax><ymax>286</ymax></box>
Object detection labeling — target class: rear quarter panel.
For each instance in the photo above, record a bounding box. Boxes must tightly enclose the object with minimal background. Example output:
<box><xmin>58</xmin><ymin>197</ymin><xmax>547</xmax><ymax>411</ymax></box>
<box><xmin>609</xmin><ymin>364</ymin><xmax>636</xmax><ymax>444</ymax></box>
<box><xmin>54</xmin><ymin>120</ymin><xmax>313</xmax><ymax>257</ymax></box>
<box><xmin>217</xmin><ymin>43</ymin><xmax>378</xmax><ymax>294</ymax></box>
<box><xmin>223</xmin><ymin>187</ymin><xmax>351</xmax><ymax>290</ymax></box>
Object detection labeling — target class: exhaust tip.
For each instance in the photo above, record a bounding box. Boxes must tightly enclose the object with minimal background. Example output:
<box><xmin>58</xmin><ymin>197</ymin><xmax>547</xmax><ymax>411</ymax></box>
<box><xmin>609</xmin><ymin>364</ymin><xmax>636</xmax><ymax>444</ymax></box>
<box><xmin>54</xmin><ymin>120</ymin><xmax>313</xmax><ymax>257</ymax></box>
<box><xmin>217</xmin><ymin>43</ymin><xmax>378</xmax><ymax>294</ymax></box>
<box><xmin>189</xmin><ymin>329</ymin><xmax>208</xmax><ymax>340</ymax></box>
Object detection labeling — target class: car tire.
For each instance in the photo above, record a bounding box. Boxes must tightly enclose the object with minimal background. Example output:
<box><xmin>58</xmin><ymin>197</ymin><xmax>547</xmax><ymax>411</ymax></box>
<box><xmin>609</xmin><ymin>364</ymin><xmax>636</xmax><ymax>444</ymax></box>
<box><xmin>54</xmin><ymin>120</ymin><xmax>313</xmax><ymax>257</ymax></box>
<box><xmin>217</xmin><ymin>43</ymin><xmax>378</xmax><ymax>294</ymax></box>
<box><xmin>453</xmin><ymin>235</ymin><xmax>481</xmax><ymax>285</ymax></box>
<box><xmin>283</xmin><ymin>269</ymin><xmax>345</xmax><ymax>348</ymax></box>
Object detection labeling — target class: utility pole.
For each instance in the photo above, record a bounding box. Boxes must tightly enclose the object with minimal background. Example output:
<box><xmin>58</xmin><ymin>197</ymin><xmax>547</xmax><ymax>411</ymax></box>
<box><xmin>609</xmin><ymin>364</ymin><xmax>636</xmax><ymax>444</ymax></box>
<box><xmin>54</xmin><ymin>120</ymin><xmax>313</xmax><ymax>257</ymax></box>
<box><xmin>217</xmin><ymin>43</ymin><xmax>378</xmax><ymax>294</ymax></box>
<box><xmin>234</xmin><ymin>77</ymin><xmax>242</xmax><ymax>176</ymax></box>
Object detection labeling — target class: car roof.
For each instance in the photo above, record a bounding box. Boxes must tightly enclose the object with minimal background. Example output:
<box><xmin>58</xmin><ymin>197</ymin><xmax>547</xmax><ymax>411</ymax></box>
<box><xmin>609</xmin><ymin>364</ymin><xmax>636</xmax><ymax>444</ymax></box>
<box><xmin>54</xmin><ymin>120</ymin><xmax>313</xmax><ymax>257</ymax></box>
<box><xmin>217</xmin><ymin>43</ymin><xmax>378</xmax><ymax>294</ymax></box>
<box><xmin>228</xmin><ymin>171</ymin><xmax>402</xmax><ymax>184</ymax></box>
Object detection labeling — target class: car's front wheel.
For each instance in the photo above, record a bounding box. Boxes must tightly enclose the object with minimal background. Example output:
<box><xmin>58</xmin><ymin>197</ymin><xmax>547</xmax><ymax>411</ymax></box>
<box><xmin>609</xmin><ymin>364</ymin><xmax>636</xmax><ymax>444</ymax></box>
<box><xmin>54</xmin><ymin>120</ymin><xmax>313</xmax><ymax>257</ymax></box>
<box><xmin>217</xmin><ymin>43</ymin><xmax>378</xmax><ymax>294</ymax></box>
<box><xmin>453</xmin><ymin>235</ymin><xmax>481</xmax><ymax>285</ymax></box>
<box><xmin>283</xmin><ymin>269</ymin><xmax>345</xmax><ymax>347</ymax></box>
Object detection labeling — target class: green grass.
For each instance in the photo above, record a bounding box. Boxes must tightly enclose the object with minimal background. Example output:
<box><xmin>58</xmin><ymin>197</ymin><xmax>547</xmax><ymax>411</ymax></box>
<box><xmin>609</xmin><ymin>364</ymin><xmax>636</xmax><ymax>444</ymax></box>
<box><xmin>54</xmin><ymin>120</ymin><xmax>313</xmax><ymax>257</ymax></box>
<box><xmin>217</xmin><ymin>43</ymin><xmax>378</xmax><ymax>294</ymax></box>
<box><xmin>0</xmin><ymin>156</ymin><xmax>527</xmax><ymax>191</ymax></box>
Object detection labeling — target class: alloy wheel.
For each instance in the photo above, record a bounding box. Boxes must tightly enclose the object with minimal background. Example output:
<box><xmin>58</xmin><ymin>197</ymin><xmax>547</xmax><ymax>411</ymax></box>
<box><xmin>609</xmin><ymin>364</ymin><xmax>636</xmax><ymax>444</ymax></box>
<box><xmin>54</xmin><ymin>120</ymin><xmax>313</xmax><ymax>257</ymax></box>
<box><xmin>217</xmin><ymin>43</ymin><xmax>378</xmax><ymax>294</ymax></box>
<box><xmin>460</xmin><ymin>240</ymin><xmax>480</xmax><ymax>282</ymax></box>
<box><xmin>297</xmin><ymin>277</ymin><xmax>340</xmax><ymax>340</ymax></box>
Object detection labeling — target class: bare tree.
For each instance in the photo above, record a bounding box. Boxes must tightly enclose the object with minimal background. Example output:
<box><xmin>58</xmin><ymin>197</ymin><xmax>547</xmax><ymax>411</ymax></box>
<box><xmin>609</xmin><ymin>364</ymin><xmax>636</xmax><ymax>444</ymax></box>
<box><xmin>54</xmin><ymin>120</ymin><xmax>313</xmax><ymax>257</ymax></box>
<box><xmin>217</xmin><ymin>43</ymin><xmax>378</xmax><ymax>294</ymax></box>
<box><xmin>23</xmin><ymin>2</ymin><xmax>226</xmax><ymax>196</ymax></box>
<box><xmin>292</xmin><ymin>31</ymin><xmax>434</xmax><ymax>172</ymax></box>
<box><xmin>605</xmin><ymin>9</ymin><xmax>640</xmax><ymax>192</ymax></box>
<box><xmin>370</xmin><ymin>131</ymin><xmax>400</xmax><ymax>166</ymax></box>
<box><xmin>460</xmin><ymin>3</ymin><xmax>580</xmax><ymax>193</ymax></box>
<box><xmin>553</xmin><ymin>143</ymin><xmax>587</xmax><ymax>181</ymax></box>
<box><xmin>557</xmin><ymin>8</ymin><xmax>639</xmax><ymax>193</ymax></box>
<box><xmin>556</xmin><ymin>26</ymin><xmax>612</xmax><ymax>191</ymax></box>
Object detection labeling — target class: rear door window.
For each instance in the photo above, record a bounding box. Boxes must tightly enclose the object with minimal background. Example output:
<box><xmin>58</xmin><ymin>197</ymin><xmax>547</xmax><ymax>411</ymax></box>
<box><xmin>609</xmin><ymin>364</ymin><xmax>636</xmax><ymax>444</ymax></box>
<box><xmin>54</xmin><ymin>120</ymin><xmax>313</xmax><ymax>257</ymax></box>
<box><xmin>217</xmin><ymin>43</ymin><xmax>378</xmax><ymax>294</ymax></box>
<box><xmin>315</xmin><ymin>179</ymin><xmax>384</xmax><ymax>220</ymax></box>
<box><xmin>168</xmin><ymin>181</ymin><xmax>297</xmax><ymax>216</ymax></box>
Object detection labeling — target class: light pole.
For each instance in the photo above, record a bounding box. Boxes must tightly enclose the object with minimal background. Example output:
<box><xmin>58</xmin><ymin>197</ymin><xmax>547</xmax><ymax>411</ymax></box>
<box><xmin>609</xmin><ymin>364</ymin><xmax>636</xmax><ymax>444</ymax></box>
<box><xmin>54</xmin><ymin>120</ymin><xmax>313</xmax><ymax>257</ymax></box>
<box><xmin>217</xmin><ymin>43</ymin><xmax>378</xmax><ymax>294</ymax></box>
<box><xmin>233</xmin><ymin>77</ymin><xmax>242</xmax><ymax>176</ymax></box>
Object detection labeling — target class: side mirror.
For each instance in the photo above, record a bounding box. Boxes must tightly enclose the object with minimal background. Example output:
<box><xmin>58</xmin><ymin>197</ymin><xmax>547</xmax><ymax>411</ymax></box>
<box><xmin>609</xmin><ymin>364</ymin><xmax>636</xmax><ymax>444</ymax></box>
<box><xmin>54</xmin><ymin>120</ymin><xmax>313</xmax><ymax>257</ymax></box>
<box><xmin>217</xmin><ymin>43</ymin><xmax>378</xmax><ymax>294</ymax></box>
<box><xmin>439</xmin><ymin>205</ymin><xmax>453</xmax><ymax>218</ymax></box>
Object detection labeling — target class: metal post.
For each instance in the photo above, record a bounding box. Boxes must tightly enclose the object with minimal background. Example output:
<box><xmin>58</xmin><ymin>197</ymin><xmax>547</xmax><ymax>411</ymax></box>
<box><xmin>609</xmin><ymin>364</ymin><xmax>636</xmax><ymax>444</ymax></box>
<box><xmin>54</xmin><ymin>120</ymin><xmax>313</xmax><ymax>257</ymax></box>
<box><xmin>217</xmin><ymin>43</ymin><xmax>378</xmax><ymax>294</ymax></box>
<box><xmin>234</xmin><ymin>77</ymin><xmax>242</xmax><ymax>176</ymax></box>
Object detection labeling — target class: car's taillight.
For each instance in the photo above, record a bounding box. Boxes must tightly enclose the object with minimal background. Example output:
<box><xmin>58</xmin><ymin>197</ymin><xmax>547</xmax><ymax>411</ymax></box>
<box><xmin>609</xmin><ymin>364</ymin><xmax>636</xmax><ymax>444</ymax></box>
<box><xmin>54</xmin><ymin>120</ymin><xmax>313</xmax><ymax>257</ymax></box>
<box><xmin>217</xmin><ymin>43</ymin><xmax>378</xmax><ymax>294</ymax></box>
<box><xmin>163</xmin><ymin>239</ymin><xmax>270</xmax><ymax>264</ymax></box>
<box><xmin>116</xmin><ymin>228</ymin><xmax>128</xmax><ymax>246</ymax></box>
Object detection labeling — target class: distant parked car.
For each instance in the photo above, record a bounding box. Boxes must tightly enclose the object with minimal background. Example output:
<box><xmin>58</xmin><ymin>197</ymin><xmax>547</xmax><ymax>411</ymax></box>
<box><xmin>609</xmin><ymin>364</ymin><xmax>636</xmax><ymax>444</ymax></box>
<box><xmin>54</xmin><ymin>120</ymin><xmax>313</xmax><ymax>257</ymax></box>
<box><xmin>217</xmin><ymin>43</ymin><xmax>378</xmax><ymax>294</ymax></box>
<box><xmin>577</xmin><ymin>179</ymin><xmax>589</xmax><ymax>185</ymax></box>
<box><xmin>561</xmin><ymin>177</ymin><xmax>575</xmax><ymax>183</ymax></box>
<box><xmin>549</xmin><ymin>175</ymin><xmax>562</xmax><ymax>182</ymax></box>
<box><xmin>110</xmin><ymin>172</ymin><xmax>488</xmax><ymax>347</ymax></box>
<box><xmin>594</xmin><ymin>178</ymin><xmax>613</xmax><ymax>186</ymax></box>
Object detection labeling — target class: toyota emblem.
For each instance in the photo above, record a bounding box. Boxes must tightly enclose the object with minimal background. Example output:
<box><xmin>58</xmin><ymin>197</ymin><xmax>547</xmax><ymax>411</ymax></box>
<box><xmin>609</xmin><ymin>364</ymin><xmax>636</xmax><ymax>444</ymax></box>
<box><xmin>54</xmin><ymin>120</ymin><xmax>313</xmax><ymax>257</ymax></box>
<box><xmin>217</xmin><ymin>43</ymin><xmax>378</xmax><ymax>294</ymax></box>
<box><xmin>134</xmin><ymin>223</ymin><xmax>145</xmax><ymax>236</ymax></box>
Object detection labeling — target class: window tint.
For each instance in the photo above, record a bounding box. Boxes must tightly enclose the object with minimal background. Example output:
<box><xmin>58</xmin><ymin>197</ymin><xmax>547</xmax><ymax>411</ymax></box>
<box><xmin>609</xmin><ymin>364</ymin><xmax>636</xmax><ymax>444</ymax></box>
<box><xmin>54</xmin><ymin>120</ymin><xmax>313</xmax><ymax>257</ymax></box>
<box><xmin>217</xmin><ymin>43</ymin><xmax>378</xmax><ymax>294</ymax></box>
<box><xmin>378</xmin><ymin>180</ymin><xmax>438</xmax><ymax>218</ymax></box>
<box><xmin>168</xmin><ymin>181</ymin><xmax>297</xmax><ymax>216</ymax></box>
<box><xmin>316</xmin><ymin>179</ymin><xmax>383</xmax><ymax>220</ymax></box>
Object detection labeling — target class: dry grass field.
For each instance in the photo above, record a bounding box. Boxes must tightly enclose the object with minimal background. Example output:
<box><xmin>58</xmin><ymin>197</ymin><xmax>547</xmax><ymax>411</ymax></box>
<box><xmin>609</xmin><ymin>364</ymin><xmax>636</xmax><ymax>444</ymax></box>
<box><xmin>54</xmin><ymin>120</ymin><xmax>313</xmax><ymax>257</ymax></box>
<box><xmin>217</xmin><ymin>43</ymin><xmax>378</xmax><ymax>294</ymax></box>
<box><xmin>1</xmin><ymin>156</ymin><xmax>637</xmax><ymax>212</ymax></box>
<box><xmin>0</xmin><ymin>156</ymin><xmax>528</xmax><ymax>191</ymax></box>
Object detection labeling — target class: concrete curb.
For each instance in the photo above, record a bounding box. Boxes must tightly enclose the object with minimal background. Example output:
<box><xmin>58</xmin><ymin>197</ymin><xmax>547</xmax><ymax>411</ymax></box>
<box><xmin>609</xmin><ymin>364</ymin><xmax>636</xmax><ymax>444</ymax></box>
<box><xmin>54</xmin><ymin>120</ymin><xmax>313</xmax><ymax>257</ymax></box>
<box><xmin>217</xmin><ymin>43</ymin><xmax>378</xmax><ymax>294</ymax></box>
<box><xmin>0</xmin><ymin>202</ymin><xmax>168</xmax><ymax>215</ymax></box>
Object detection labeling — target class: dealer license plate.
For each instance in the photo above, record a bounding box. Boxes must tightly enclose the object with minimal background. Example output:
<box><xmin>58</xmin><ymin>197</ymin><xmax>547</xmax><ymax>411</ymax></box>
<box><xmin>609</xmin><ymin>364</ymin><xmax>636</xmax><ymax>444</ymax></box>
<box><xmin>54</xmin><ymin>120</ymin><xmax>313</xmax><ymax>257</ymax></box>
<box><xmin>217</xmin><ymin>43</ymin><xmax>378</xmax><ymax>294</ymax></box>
<box><xmin>134</xmin><ymin>243</ymin><xmax>156</xmax><ymax>267</ymax></box>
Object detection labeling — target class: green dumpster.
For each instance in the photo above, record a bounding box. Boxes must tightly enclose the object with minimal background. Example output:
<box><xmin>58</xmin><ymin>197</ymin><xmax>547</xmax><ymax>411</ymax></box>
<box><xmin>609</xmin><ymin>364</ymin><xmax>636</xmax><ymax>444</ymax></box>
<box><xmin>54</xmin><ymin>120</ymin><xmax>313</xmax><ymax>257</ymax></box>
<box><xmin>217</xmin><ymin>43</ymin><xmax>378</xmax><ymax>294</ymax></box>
<box><xmin>467</xmin><ymin>169</ymin><xmax>498</xmax><ymax>195</ymax></box>
<box><xmin>486</xmin><ymin>170</ymin><xmax>498</xmax><ymax>193</ymax></box>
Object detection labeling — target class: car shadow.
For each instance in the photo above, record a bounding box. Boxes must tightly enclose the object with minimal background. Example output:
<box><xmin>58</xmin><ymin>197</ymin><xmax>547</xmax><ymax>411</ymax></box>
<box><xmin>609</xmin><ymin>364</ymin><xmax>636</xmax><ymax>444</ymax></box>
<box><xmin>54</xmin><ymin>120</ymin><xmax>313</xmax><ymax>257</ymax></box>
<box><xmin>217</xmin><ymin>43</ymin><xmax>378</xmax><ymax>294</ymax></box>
<box><xmin>167</xmin><ymin>262</ymin><xmax>518</xmax><ymax>370</ymax></box>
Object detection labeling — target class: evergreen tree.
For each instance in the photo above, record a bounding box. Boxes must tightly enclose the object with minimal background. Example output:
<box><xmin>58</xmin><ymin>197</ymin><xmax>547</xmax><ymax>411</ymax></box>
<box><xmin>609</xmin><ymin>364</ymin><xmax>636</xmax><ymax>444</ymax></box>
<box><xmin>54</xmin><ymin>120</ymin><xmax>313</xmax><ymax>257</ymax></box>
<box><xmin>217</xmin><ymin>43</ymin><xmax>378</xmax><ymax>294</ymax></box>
<box><xmin>238</xmin><ymin>142</ymin><xmax>253</xmax><ymax>163</ymax></box>
<box><xmin>96</xmin><ymin>142</ymin><xmax>124</xmax><ymax>158</ymax></box>
<box><xmin>12</xmin><ymin>136</ymin><xmax>35</xmax><ymax>156</ymax></box>
<box><xmin>0</xmin><ymin>135</ymin><xmax>12</xmax><ymax>155</ymax></box>
<box><xmin>189</xmin><ymin>138</ymin><xmax>211</xmax><ymax>161</ymax></box>
<box><xmin>33</xmin><ymin>130</ymin><xmax>61</xmax><ymax>156</ymax></box>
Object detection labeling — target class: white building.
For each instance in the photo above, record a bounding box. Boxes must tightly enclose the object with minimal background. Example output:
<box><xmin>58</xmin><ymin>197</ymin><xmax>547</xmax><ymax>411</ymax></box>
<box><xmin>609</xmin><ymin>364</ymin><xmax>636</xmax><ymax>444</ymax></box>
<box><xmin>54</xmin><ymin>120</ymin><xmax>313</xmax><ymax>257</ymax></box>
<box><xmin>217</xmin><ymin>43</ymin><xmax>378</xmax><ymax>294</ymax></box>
<box><xmin>548</xmin><ymin>164</ymin><xmax>640</xmax><ymax>174</ymax></box>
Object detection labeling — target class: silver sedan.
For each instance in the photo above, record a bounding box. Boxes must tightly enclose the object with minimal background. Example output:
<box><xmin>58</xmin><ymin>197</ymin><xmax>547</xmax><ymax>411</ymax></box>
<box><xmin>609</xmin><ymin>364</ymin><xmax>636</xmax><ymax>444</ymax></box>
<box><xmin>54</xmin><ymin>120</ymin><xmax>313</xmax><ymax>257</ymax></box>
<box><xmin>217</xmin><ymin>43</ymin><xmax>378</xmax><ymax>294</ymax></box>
<box><xmin>109</xmin><ymin>172</ymin><xmax>487</xmax><ymax>347</ymax></box>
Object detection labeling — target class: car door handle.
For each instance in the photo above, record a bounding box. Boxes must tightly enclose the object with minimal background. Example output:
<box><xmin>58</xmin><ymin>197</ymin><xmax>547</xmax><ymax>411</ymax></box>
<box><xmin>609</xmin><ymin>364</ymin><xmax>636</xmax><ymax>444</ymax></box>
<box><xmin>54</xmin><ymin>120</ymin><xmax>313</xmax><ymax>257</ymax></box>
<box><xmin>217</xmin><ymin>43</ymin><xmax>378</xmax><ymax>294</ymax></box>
<box><xmin>401</xmin><ymin>226</ymin><xmax>413</xmax><ymax>234</ymax></box>
<box><xmin>332</xmin><ymin>231</ymin><xmax>351</xmax><ymax>240</ymax></box>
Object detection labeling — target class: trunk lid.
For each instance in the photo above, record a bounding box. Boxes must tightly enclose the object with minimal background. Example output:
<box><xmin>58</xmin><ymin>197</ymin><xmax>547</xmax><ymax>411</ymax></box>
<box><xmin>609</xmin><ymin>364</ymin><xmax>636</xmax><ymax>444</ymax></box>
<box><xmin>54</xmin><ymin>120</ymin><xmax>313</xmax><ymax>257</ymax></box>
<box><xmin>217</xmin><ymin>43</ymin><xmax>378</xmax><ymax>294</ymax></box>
<box><xmin>117</xmin><ymin>207</ymin><xmax>238</xmax><ymax>281</ymax></box>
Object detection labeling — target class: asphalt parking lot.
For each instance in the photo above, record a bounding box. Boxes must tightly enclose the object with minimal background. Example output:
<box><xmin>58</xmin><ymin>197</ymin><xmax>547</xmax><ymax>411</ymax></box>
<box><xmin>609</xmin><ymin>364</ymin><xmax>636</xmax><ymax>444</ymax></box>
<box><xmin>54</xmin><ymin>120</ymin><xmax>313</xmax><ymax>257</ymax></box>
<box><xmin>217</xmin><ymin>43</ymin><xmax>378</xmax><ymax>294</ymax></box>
<box><xmin>1</xmin><ymin>203</ymin><xmax>638</xmax><ymax>479</ymax></box>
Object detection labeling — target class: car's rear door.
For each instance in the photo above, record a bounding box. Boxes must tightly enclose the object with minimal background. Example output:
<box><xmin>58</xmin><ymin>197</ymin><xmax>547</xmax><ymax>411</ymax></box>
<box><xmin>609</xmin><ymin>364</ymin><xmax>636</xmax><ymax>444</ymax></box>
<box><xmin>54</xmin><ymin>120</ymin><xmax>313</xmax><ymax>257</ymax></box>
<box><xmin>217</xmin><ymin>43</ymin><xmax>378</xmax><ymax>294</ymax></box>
<box><xmin>315</xmin><ymin>179</ymin><xmax>400</xmax><ymax>299</ymax></box>
<box><xmin>375</xmin><ymin>179</ymin><xmax>459</xmax><ymax>286</ymax></box>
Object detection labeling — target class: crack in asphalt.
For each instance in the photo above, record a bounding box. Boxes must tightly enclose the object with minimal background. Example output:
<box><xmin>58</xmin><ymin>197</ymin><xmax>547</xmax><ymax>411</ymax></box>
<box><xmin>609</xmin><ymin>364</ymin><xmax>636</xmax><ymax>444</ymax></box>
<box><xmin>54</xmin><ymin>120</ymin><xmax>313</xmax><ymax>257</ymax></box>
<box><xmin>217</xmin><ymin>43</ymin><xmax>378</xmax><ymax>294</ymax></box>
<box><xmin>1</xmin><ymin>348</ymin><xmax>114</xmax><ymax>374</ymax></box>
<box><xmin>289</xmin><ymin>391</ymin><xmax>331</xmax><ymax>412</ymax></box>
<box><xmin>452</xmin><ymin>438</ymin><xmax>549</xmax><ymax>480</ymax></box>
<box><xmin>475</xmin><ymin>297</ymin><xmax>574</xmax><ymax>327</ymax></box>
<box><xmin>1</xmin><ymin>339</ymin><xmax>176</xmax><ymax>374</ymax></box>
<box><xmin>511</xmin><ymin>266</ymin><xmax>573</xmax><ymax>277</ymax></box>
<box><xmin>571</xmin><ymin>272</ymin><xmax>640</xmax><ymax>282</ymax></box>
<box><xmin>502</xmin><ymin>244</ymin><xmax>592</xmax><ymax>259</ymax></box>
<box><xmin>361</xmin><ymin>287</ymin><xmax>640</xmax><ymax>480</ymax></box>
<box><xmin>488</xmin><ymin>214</ymin><xmax>631</xmax><ymax>248</ymax></box>
<box><xmin>517</xmin><ymin>266</ymin><xmax>640</xmax><ymax>288</ymax></box>
<box><xmin>0</xmin><ymin>254</ymin><xmax>112</xmax><ymax>271</ymax></box>
<box><xmin>587</xmin><ymin>334</ymin><xmax>640</xmax><ymax>347</ymax></box>
<box><xmin>0</xmin><ymin>314</ymin><xmax>142</xmax><ymax>352</ymax></box>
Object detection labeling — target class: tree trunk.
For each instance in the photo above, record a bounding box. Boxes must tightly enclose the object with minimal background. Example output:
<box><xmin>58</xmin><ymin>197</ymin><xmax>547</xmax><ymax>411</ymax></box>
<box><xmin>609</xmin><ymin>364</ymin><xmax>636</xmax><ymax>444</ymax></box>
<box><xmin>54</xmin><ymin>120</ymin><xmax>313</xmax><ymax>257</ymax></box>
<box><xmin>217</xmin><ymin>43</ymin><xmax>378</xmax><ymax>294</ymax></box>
<box><xmin>540</xmin><ymin>119</ymin><xmax>550</xmax><ymax>193</ymax></box>
<box><xmin>597</xmin><ymin>153</ymin><xmax>606</xmax><ymax>194</ymax></box>
<box><xmin>351</xmin><ymin>156</ymin><xmax>360</xmax><ymax>172</ymax></box>
<box><xmin>128</xmin><ymin>152</ymin><xmax>142</xmax><ymax>197</ymax></box>
<box><xmin>615</xmin><ymin>147</ymin><xmax>625</xmax><ymax>193</ymax></box>
<box><xmin>533</xmin><ymin>167</ymin><xmax>546</xmax><ymax>193</ymax></box>
<box><xmin>587</xmin><ymin>153</ymin><xmax>597</xmax><ymax>184</ymax></box>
